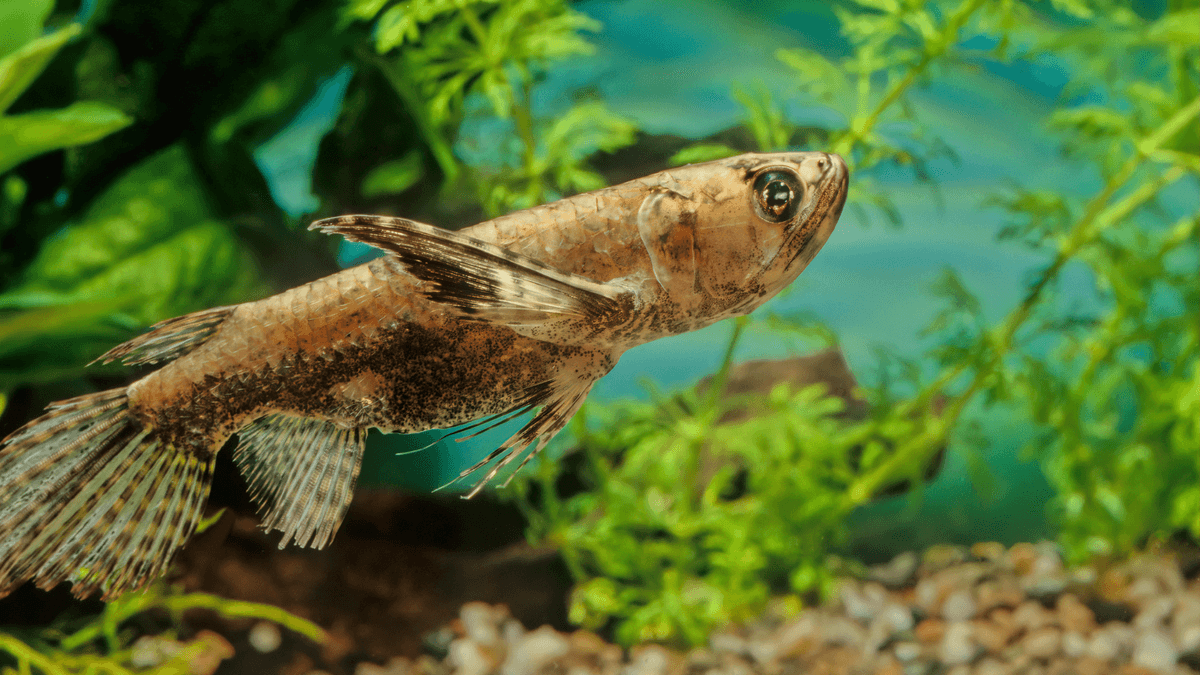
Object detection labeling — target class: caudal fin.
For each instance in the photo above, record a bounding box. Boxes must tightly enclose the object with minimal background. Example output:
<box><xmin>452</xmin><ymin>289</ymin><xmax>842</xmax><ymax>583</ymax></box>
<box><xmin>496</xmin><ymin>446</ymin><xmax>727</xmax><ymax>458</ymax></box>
<box><xmin>0</xmin><ymin>389</ymin><xmax>214</xmax><ymax>599</ymax></box>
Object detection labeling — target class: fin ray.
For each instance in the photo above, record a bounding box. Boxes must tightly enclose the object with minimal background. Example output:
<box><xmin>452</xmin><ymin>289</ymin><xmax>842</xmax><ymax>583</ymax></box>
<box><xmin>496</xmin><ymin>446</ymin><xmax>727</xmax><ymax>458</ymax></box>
<box><xmin>0</xmin><ymin>390</ymin><xmax>215</xmax><ymax>599</ymax></box>
<box><xmin>311</xmin><ymin>215</ymin><xmax>636</xmax><ymax>343</ymax></box>
<box><xmin>445</xmin><ymin>376</ymin><xmax>595</xmax><ymax>499</ymax></box>
<box><xmin>234</xmin><ymin>414</ymin><xmax>365</xmax><ymax>550</ymax></box>
<box><xmin>94</xmin><ymin>305</ymin><xmax>235</xmax><ymax>366</ymax></box>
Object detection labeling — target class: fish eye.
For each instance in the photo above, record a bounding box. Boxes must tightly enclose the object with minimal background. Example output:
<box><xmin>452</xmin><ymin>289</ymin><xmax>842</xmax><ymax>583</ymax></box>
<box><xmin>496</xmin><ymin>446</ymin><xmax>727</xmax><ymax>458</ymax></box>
<box><xmin>751</xmin><ymin>169</ymin><xmax>803</xmax><ymax>224</ymax></box>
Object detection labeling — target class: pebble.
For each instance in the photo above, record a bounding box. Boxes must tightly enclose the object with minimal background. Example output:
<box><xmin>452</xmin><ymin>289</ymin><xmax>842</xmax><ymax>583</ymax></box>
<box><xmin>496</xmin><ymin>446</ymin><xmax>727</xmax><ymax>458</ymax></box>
<box><xmin>356</xmin><ymin>657</ymin><xmax>411</xmax><ymax>675</ymax></box>
<box><xmin>1021</xmin><ymin>626</ymin><xmax>1062</xmax><ymax>660</ymax></box>
<box><xmin>870</xmin><ymin>551</ymin><xmax>918</xmax><ymax>589</ymax></box>
<box><xmin>461</xmin><ymin>602</ymin><xmax>503</xmax><ymax>646</ymax></box>
<box><xmin>395</xmin><ymin>542</ymin><xmax>1199</xmax><ymax>675</ymax></box>
<box><xmin>248</xmin><ymin>621</ymin><xmax>283</xmax><ymax>653</ymax></box>
<box><xmin>938</xmin><ymin>622</ymin><xmax>976</xmax><ymax>666</ymax></box>
<box><xmin>1056</xmin><ymin>594</ymin><xmax>1096</xmax><ymax>635</ymax></box>
<box><xmin>1061</xmin><ymin>631</ymin><xmax>1088</xmax><ymax>658</ymax></box>
<box><xmin>448</xmin><ymin>639</ymin><xmax>494</xmax><ymax>675</ymax></box>
<box><xmin>502</xmin><ymin>626</ymin><xmax>570</xmax><ymax>675</ymax></box>
<box><xmin>1086</xmin><ymin>626</ymin><xmax>1123</xmax><ymax>661</ymax></box>
<box><xmin>941</xmin><ymin>589</ymin><xmax>976</xmax><ymax>622</ymax></box>
<box><xmin>1130</xmin><ymin>628</ymin><xmax>1178</xmax><ymax>672</ymax></box>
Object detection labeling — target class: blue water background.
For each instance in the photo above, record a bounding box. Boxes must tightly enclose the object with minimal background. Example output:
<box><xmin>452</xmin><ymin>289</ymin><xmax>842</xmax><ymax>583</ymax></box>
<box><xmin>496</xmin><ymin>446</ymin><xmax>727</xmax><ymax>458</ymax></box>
<box><xmin>252</xmin><ymin>1</ymin><xmax>1197</xmax><ymax>556</ymax></box>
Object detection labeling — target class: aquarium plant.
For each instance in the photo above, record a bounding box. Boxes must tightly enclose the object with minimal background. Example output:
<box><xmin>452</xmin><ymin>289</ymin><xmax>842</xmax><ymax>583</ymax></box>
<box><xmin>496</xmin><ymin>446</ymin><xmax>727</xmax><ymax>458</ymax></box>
<box><xmin>507</xmin><ymin>0</ymin><xmax>1199</xmax><ymax>645</ymax></box>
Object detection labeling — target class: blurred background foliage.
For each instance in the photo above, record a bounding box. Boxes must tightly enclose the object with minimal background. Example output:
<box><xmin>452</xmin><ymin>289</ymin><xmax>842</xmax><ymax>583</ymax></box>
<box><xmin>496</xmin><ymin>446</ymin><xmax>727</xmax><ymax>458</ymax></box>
<box><xmin>0</xmin><ymin>0</ymin><xmax>1196</xmax><ymax>652</ymax></box>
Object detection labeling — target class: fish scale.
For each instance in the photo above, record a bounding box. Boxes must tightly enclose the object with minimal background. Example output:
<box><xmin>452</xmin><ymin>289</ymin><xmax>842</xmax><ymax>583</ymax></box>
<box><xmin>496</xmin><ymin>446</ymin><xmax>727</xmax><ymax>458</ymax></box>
<box><xmin>0</xmin><ymin>152</ymin><xmax>847</xmax><ymax>599</ymax></box>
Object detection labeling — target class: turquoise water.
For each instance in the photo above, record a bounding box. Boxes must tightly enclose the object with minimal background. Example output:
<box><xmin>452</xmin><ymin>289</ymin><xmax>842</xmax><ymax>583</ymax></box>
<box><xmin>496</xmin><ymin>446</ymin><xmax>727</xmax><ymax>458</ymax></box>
<box><xmin>251</xmin><ymin>1</ymin><xmax>1193</xmax><ymax>555</ymax></box>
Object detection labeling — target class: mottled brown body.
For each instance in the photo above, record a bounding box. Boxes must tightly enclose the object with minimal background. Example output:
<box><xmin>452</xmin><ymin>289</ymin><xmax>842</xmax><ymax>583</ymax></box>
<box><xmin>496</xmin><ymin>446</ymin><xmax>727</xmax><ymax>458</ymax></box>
<box><xmin>128</xmin><ymin>257</ymin><xmax>613</xmax><ymax>453</ymax></box>
<box><xmin>0</xmin><ymin>152</ymin><xmax>848</xmax><ymax>599</ymax></box>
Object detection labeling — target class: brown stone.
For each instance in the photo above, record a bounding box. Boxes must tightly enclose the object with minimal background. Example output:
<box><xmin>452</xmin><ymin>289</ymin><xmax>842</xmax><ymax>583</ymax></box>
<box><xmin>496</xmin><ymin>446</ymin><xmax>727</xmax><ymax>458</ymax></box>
<box><xmin>1117</xmin><ymin>665</ymin><xmax>1159</xmax><ymax>675</ymax></box>
<box><xmin>1010</xmin><ymin>542</ymin><xmax>1037</xmax><ymax>575</ymax></box>
<box><xmin>972</xmin><ymin>618</ymin><xmax>1016</xmax><ymax>653</ymax></box>
<box><xmin>1021</xmin><ymin>626</ymin><xmax>1062</xmax><ymax>660</ymax></box>
<box><xmin>971</xmin><ymin>541</ymin><xmax>1007</xmax><ymax>563</ymax></box>
<box><xmin>1073</xmin><ymin>656</ymin><xmax>1111</xmax><ymax>675</ymax></box>
<box><xmin>914</xmin><ymin>618</ymin><xmax>946</xmax><ymax>644</ymax></box>
<box><xmin>1014</xmin><ymin>600</ymin><xmax>1055</xmax><ymax>632</ymax></box>
<box><xmin>1056</xmin><ymin>593</ymin><xmax>1097</xmax><ymax>635</ymax></box>
<box><xmin>977</xmin><ymin>577</ymin><xmax>1025</xmax><ymax>613</ymax></box>
<box><xmin>1098</xmin><ymin>568</ymin><xmax>1130</xmax><ymax>602</ymax></box>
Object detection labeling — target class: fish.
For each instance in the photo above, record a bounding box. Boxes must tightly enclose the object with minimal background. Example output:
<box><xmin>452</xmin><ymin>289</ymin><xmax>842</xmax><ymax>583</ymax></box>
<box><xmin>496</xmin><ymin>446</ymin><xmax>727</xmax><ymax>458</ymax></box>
<box><xmin>0</xmin><ymin>151</ymin><xmax>848</xmax><ymax>599</ymax></box>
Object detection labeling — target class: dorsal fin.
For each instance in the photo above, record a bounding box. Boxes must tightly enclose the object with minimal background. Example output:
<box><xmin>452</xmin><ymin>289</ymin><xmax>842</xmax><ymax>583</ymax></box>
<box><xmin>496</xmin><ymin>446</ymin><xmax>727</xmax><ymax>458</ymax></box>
<box><xmin>93</xmin><ymin>305</ymin><xmax>235</xmax><ymax>366</ymax></box>
<box><xmin>310</xmin><ymin>215</ymin><xmax>637</xmax><ymax>345</ymax></box>
<box><xmin>233</xmin><ymin>414</ymin><xmax>365</xmax><ymax>550</ymax></box>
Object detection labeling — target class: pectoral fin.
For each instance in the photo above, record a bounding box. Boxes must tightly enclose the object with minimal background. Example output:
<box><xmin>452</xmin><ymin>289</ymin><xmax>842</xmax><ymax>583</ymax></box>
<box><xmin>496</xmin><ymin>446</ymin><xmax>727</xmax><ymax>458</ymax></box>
<box><xmin>312</xmin><ymin>215</ymin><xmax>636</xmax><ymax>343</ymax></box>
<box><xmin>442</xmin><ymin>374</ymin><xmax>595</xmax><ymax>499</ymax></box>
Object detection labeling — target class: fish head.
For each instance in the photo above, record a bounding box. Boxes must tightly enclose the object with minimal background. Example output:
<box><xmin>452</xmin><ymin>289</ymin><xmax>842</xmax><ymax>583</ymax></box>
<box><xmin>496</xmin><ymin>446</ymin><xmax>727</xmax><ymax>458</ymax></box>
<box><xmin>655</xmin><ymin>151</ymin><xmax>848</xmax><ymax>316</ymax></box>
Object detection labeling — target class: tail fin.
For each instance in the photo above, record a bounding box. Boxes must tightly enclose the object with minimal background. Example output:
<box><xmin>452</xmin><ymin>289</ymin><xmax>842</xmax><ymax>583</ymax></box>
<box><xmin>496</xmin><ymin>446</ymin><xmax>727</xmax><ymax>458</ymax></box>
<box><xmin>0</xmin><ymin>389</ymin><xmax>214</xmax><ymax>599</ymax></box>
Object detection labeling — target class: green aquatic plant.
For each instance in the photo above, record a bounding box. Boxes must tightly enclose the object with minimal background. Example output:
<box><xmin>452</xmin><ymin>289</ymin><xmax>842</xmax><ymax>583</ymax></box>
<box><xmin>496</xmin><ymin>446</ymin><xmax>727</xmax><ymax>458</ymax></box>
<box><xmin>0</xmin><ymin>581</ymin><xmax>325</xmax><ymax>674</ymax></box>
<box><xmin>509</xmin><ymin>0</ymin><xmax>1199</xmax><ymax>646</ymax></box>
<box><xmin>343</xmin><ymin>0</ymin><xmax>637</xmax><ymax>216</ymax></box>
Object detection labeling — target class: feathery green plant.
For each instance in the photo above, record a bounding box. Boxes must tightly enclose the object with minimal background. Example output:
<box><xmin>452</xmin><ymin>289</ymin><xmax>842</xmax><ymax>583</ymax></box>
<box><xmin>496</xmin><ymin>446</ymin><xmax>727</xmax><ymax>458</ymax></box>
<box><xmin>342</xmin><ymin>0</ymin><xmax>636</xmax><ymax>216</ymax></box>
<box><xmin>508</xmin><ymin>0</ymin><xmax>1199</xmax><ymax>645</ymax></box>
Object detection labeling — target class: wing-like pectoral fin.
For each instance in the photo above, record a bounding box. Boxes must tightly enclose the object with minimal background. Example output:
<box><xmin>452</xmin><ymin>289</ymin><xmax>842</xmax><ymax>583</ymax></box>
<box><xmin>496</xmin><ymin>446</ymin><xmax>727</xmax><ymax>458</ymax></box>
<box><xmin>233</xmin><ymin>415</ymin><xmax>365</xmax><ymax>550</ymax></box>
<box><xmin>441</xmin><ymin>375</ymin><xmax>595</xmax><ymax>499</ymax></box>
<box><xmin>311</xmin><ymin>215</ymin><xmax>637</xmax><ymax>344</ymax></box>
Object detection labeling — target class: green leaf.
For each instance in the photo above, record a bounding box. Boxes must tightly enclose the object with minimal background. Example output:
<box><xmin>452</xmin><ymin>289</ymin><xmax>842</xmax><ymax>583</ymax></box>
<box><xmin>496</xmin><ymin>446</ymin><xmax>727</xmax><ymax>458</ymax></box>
<box><xmin>0</xmin><ymin>100</ymin><xmax>132</xmax><ymax>174</ymax></box>
<box><xmin>0</xmin><ymin>144</ymin><xmax>264</xmax><ymax>388</ymax></box>
<box><xmin>0</xmin><ymin>22</ymin><xmax>80</xmax><ymax>114</ymax></box>
<box><xmin>0</xmin><ymin>0</ymin><xmax>53</xmax><ymax>60</ymax></box>
<box><xmin>361</xmin><ymin>151</ymin><xmax>425</xmax><ymax>197</ymax></box>
<box><xmin>669</xmin><ymin>143</ymin><xmax>740</xmax><ymax>166</ymax></box>
<box><xmin>775</xmin><ymin>47</ymin><xmax>848</xmax><ymax>105</ymax></box>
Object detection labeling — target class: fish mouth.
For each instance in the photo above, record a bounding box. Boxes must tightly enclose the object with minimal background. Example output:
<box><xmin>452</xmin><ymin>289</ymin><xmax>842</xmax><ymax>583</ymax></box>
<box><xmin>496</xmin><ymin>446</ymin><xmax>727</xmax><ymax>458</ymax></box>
<box><xmin>782</xmin><ymin>152</ymin><xmax>848</xmax><ymax>269</ymax></box>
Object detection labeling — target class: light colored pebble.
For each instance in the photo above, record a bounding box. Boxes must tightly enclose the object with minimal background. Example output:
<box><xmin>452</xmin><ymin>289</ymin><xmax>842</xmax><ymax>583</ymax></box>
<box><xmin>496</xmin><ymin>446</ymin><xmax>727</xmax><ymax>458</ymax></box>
<box><xmin>915</xmin><ymin>577</ymin><xmax>941</xmax><ymax>613</ymax></box>
<box><xmin>448</xmin><ymin>639</ymin><xmax>493</xmax><ymax>675</ymax></box>
<box><xmin>1175</xmin><ymin>622</ymin><xmax>1200</xmax><ymax>653</ymax></box>
<box><xmin>878</xmin><ymin>602</ymin><xmax>914</xmax><ymax>633</ymax></box>
<box><xmin>941</xmin><ymin>589</ymin><xmax>976</xmax><ymax>622</ymax></box>
<box><xmin>502</xmin><ymin>625</ymin><xmax>570</xmax><ymax>675</ymax></box>
<box><xmin>939</xmin><ymin>621</ymin><xmax>976</xmax><ymax>666</ymax></box>
<box><xmin>460</xmin><ymin>602</ymin><xmax>502</xmax><ymax>646</ymax></box>
<box><xmin>1135</xmin><ymin>595</ymin><xmax>1176</xmax><ymax>629</ymax></box>
<box><xmin>248</xmin><ymin>621</ymin><xmax>282</xmax><ymax>653</ymax></box>
<box><xmin>973</xmin><ymin>656</ymin><xmax>1010</xmax><ymax>675</ymax></box>
<box><xmin>1021</xmin><ymin>626</ymin><xmax>1062</xmax><ymax>660</ymax></box>
<box><xmin>1086</xmin><ymin>626</ymin><xmax>1122</xmax><ymax>661</ymax></box>
<box><xmin>625</xmin><ymin>645</ymin><xmax>671</xmax><ymax>675</ymax></box>
<box><xmin>1013</xmin><ymin>600</ymin><xmax>1053</xmax><ymax>631</ymax></box>
<box><xmin>1062</xmin><ymin>631</ymin><xmax>1088</xmax><ymax>658</ymax></box>
<box><xmin>709</xmin><ymin>632</ymin><xmax>747</xmax><ymax>655</ymax></box>
<box><xmin>1131</xmin><ymin>627</ymin><xmax>1178</xmax><ymax>672</ymax></box>
<box><xmin>129</xmin><ymin>636</ymin><xmax>179</xmax><ymax>669</ymax></box>
<box><xmin>502</xmin><ymin>619</ymin><xmax>526</xmax><ymax>646</ymax></box>
<box><xmin>840</xmin><ymin>582</ymin><xmax>879</xmax><ymax>622</ymax></box>
<box><xmin>870</xmin><ymin>551</ymin><xmax>918</xmax><ymax>588</ymax></box>
<box><xmin>821</xmin><ymin>615</ymin><xmax>866</xmax><ymax>646</ymax></box>
<box><xmin>892</xmin><ymin>641</ymin><xmax>920</xmax><ymax>662</ymax></box>
<box><xmin>769</xmin><ymin>613</ymin><xmax>818</xmax><ymax>657</ymax></box>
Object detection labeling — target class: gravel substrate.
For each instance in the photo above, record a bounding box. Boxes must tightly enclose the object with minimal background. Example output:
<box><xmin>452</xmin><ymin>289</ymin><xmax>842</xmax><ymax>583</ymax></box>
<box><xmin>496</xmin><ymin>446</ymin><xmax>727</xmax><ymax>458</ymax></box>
<box><xmin>353</xmin><ymin>542</ymin><xmax>1200</xmax><ymax>675</ymax></box>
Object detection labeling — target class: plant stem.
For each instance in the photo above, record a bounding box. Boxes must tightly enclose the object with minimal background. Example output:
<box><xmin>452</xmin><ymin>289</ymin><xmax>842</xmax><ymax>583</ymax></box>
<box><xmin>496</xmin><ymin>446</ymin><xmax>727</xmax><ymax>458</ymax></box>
<box><xmin>847</xmin><ymin>96</ymin><xmax>1200</xmax><ymax>502</ymax></box>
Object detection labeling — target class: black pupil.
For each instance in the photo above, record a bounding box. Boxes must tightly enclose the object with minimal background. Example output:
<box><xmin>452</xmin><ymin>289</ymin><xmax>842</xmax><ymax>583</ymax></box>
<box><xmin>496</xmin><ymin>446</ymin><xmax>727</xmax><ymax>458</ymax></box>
<box><xmin>752</xmin><ymin>170</ymin><xmax>801</xmax><ymax>222</ymax></box>
<box><xmin>765</xmin><ymin>181</ymin><xmax>791</xmax><ymax>212</ymax></box>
